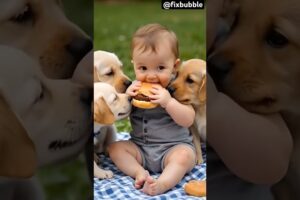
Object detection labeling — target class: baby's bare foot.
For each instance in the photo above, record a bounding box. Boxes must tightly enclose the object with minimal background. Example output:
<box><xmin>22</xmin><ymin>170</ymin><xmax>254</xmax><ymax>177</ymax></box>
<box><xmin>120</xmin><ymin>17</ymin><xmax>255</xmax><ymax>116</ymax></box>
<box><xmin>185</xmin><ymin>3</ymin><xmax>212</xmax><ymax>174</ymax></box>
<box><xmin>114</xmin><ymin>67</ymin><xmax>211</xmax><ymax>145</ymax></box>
<box><xmin>142</xmin><ymin>176</ymin><xmax>167</xmax><ymax>196</ymax></box>
<box><xmin>134</xmin><ymin>169</ymin><xmax>149</xmax><ymax>189</ymax></box>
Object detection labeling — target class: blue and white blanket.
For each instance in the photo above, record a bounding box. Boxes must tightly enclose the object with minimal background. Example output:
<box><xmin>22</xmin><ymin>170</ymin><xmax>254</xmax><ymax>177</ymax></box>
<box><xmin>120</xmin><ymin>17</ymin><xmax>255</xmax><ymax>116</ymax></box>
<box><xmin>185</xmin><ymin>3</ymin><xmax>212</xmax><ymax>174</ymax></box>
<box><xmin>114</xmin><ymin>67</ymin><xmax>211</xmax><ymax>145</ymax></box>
<box><xmin>94</xmin><ymin>133</ymin><xmax>206</xmax><ymax>200</ymax></box>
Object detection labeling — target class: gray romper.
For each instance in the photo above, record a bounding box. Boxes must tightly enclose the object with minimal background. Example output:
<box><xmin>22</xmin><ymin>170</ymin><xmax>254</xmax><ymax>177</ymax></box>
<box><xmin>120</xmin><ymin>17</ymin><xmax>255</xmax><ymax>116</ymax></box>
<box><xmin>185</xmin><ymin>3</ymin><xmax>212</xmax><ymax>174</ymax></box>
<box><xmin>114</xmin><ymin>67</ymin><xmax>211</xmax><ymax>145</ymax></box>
<box><xmin>130</xmin><ymin>105</ymin><xmax>195</xmax><ymax>173</ymax></box>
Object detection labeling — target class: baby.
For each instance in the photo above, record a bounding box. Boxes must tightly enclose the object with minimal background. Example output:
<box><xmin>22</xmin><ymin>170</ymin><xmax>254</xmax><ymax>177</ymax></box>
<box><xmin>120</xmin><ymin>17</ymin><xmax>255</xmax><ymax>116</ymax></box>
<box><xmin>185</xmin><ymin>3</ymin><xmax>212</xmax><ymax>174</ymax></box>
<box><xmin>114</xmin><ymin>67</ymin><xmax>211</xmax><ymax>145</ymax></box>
<box><xmin>108</xmin><ymin>23</ymin><xmax>196</xmax><ymax>196</ymax></box>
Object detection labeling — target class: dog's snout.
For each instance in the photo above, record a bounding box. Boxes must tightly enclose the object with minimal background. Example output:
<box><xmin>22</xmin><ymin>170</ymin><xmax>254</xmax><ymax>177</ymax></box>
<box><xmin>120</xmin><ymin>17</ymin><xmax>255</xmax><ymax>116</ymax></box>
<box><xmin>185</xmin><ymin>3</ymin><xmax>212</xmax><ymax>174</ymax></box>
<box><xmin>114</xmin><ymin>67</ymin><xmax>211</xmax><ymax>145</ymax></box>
<box><xmin>128</xmin><ymin>96</ymin><xmax>132</xmax><ymax>102</ymax></box>
<box><xmin>168</xmin><ymin>86</ymin><xmax>176</xmax><ymax>95</ymax></box>
<box><xmin>80</xmin><ymin>88</ymin><xmax>93</xmax><ymax>105</ymax></box>
<box><xmin>124</xmin><ymin>80</ymin><xmax>132</xmax><ymax>89</ymax></box>
<box><xmin>66</xmin><ymin>37</ymin><xmax>93</xmax><ymax>63</ymax></box>
<box><xmin>208</xmin><ymin>54</ymin><xmax>233</xmax><ymax>84</ymax></box>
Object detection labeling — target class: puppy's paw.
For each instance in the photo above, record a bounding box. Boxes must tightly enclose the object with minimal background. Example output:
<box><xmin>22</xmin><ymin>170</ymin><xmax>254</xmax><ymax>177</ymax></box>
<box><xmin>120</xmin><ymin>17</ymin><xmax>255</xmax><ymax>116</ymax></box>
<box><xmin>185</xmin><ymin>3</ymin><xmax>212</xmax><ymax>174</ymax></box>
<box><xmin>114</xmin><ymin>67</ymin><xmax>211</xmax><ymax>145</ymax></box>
<box><xmin>94</xmin><ymin>164</ymin><xmax>113</xmax><ymax>179</ymax></box>
<box><xmin>95</xmin><ymin>156</ymin><xmax>101</xmax><ymax>164</ymax></box>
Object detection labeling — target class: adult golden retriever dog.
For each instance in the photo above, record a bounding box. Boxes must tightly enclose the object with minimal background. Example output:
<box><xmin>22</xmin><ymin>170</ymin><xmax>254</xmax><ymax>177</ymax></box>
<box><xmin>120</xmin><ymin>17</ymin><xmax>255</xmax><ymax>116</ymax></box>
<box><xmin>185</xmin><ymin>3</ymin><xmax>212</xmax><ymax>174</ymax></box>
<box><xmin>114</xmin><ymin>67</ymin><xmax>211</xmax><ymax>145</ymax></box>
<box><xmin>208</xmin><ymin>0</ymin><xmax>300</xmax><ymax>199</ymax></box>
<box><xmin>0</xmin><ymin>0</ymin><xmax>92</xmax><ymax>79</ymax></box>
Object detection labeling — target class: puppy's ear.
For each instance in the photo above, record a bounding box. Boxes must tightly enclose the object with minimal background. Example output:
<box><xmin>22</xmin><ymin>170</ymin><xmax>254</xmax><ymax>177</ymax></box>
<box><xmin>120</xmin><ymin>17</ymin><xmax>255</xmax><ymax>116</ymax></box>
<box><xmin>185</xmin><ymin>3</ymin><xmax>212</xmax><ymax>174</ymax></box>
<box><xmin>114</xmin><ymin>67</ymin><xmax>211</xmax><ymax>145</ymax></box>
<box><xmin>0</xmin><ymin>95</ymin><xmax>37</xmax><ymax>178</ymax></box>
<box><xmin>198</xmin><ymin>74</ymin><xmax>206</xmax><ymax>103</ymax></box>
<box><xmin>94</xmin><ymin>97</ymin><xmax>115</xmax><ymax>125</ymax></box>
<box><xmin>94</xmin><ymin>67</ymin><xmax>100</xmax><ymax>82</ymax></box>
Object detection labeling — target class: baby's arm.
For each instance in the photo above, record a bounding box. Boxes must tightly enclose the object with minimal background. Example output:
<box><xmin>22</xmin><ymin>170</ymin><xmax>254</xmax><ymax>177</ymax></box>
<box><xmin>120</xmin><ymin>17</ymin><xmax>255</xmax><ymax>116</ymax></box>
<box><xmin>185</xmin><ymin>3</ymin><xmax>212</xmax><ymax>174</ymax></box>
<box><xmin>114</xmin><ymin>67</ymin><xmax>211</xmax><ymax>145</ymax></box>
<box><xmin>207</xmin><ymin>74</ymin><xmax>293</xmax><ymax>184</ymax></box>
<box><xmin>150</xmin><ymin>85</ymin><xmax>195</xmax><ymax>127</ymax></box>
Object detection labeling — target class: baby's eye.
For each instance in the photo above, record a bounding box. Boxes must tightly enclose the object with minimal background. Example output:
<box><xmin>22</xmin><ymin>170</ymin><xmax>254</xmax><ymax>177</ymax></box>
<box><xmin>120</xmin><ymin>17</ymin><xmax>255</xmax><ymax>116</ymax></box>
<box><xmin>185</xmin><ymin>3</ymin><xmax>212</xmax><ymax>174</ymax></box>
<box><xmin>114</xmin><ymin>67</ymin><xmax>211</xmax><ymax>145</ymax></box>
<box><xmin>139</xmin><ymin>66</ymin><xmax>147</xmax><ymax>71</ymax></box>
<box><xmin>158</xmin><ymin>66</ymin><xmax>165</xmax><ymax>71</ymax></box>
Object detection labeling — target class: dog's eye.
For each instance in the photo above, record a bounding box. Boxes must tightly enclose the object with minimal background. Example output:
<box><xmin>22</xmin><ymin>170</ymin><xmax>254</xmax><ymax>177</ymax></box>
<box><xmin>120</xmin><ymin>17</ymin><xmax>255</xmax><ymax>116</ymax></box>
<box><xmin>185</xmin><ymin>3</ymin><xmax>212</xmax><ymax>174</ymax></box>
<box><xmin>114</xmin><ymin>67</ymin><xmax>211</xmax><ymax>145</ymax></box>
<box><xmin>34</xmin><ymin>90</ymin><xmax>44</xmax><ymax>104</ymax></box>
<box><xmin>266</xmin><ymin>29</ymin><xmax>289</xmax><ymax>48</ymax></box>
<box><xmin>105</xmin><ymin>70</ymin><xmax>114</xmax><ymax>76</ymax></box>
<box><xmin>10</xmin><ymin>4</ymin><xmax>34</xmax><ymax>24</ymax></box>
<box><xmin>186</xmin><ymin>77</ymin><xmax>194</xmax><ymax>84</ymax></box>
<box><xmin>113</xmin><ymin>95</ymin><xmax>118</xmax><ymax>103</ymax></box>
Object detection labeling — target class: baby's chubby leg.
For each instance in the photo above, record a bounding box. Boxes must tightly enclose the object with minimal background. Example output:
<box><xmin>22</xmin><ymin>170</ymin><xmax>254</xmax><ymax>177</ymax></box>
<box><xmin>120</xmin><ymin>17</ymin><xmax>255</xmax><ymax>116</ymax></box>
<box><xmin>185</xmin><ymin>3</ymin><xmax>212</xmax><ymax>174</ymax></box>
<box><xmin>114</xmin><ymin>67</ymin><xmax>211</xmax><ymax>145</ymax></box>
<box><xmin>108</xmin><ymin>141</ymin><xmax>148</xmax><ymax>188</ymax></box>
<box><xmin>142</xmin><ymin>145</ymin><xmax>196</xmax><ymax>196</ymax></box>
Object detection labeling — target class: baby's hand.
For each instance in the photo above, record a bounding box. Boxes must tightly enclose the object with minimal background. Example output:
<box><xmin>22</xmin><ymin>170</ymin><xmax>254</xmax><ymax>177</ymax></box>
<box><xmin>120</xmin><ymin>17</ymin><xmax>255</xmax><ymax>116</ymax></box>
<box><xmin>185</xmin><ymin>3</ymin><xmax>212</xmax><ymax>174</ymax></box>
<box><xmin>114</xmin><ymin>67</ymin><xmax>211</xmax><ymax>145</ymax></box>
<box><xmin>150</xmin><ymin>84</ymin><xmax>172</xmax><ymax>108</ymax></box>
<box><xmin>126</xmin><ymin>80</ymin><xmax>142</xmax><ymax>96</ymax></box>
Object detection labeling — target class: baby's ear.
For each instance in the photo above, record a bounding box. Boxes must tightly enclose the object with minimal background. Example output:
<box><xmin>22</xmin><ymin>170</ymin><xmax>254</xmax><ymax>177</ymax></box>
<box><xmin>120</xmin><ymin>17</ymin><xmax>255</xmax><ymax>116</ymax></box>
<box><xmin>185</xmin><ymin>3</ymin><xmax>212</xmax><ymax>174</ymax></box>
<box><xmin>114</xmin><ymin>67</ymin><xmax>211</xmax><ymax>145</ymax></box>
<box><xmin>173</xmin><ymin>58</ymin><xmax>181</xmax><ymax>74</ymax></box>
<box><xmin>94</xmin><ymin>97</ymin><xmax>115</xmax><ymax>125</ymax></box>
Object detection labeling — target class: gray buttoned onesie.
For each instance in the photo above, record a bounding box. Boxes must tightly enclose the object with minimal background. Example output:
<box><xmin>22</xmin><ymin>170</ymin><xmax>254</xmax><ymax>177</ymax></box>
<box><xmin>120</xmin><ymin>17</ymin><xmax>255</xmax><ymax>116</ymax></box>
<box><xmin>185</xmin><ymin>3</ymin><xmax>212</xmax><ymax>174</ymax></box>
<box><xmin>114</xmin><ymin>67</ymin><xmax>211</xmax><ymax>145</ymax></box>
<box><xmin>130</xmin><ymin>105</ymin><xmax>195</xmax><ymax>173</ymax></box>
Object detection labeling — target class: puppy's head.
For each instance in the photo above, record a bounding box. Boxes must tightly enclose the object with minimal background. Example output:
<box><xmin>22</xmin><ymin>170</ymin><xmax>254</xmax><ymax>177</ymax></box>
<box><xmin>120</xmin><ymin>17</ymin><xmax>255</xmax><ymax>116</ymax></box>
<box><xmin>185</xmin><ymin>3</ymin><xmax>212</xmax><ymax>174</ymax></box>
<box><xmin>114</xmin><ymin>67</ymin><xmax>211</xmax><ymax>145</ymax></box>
<box><xmin>208</xmin><ymin>0</ymin><xmax>300</xmax><ymax>114</ymax></box>
<box><xmin>170</xmin><ymin>59</ymin><xmax>206</xmax><ymax>107</ymax></box>
<box><xmin>94</xmin><ymin>50</ymin><xmax>131</xmax><ymax>93</ymax></box>
<box><xmin>0</xmin><ymin>46</ymin><xmax>92</xmax><ymax>166</ymax></box>
<box><xmin>0</xmin><ymin>0</ymin><xmax>92</xmax><ymax>79</ymax></box>
<box><xmin>94</xmin><ymin>82</ymin><xmax>131</xmax><ymax>124</ymax></box>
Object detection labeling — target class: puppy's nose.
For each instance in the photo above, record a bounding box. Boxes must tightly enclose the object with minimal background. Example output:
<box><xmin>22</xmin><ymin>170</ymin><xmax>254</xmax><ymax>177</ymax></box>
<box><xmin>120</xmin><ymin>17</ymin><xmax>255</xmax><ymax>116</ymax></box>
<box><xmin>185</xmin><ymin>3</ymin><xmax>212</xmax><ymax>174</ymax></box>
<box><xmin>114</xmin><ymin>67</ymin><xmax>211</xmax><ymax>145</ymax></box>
<box><xmin>80</xmin><ymin>87</ymin><xmax>93</xmax><ymax>106</ymax></box>
<box><xmin>128</xmin><ymin>96</ymin><xmax>132</xmax><ymax>102</ymax></box>
<box><xmin>66</xmin><ymin>37</ymin><xmax>93</xmax><ymax>63</ymax></box>
<box><xmin>124</xmin><ymin>80</ymin><xmax>132</xmax><ymax>89</ymax></box>
<box><xmin>208</xmin><ymin>53</ymin><xmax>233</xmax><ymax>84</ymax></box>
<box><xmin>167</xmin><ymin>86</ymin><xmax>176</xmax><ymax>95</ymax></box>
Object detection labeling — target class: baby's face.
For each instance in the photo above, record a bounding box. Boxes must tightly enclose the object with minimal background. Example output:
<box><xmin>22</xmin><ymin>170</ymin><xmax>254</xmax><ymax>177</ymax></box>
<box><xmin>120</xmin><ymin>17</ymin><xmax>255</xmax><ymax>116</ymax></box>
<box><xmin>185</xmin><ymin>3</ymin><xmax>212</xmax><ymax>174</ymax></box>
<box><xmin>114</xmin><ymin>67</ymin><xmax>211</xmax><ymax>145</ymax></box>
<box><xmin>132</xmin><ymin>41</ymin><xmax>179</xmax><ymax>88</ymax></box>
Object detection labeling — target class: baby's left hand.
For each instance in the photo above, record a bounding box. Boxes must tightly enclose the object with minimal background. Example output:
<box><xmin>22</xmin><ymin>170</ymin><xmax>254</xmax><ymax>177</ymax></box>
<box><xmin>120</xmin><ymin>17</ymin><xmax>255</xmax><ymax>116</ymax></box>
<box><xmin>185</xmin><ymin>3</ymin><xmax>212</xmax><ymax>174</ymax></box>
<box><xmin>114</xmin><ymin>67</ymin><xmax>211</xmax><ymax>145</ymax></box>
<box><xmin>149</xmin><ymin>84</ymin><xmax>172</xmax><ymax>108</ymax></box>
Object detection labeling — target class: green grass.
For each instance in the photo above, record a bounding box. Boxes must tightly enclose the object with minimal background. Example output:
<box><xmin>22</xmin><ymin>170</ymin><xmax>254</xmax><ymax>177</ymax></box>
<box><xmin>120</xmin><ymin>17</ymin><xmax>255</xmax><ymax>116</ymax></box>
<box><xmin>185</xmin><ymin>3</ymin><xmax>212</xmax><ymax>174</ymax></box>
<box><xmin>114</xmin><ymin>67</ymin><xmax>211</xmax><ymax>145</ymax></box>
<box><xmin>94</xmin><ymin>1</ymin><xmax>205</xmax><ymax>132</ymax></box>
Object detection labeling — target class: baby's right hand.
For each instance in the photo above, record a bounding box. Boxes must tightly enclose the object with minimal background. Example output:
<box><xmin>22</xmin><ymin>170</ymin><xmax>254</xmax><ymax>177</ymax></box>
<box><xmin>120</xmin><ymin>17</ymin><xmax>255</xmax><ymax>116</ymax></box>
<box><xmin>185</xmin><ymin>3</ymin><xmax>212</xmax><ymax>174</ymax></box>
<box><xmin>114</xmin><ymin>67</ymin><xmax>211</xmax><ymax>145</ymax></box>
<box><xmin>126</xmin><ymin>80</ymin><xmax>142</xmax><ymax>96</ymax></box>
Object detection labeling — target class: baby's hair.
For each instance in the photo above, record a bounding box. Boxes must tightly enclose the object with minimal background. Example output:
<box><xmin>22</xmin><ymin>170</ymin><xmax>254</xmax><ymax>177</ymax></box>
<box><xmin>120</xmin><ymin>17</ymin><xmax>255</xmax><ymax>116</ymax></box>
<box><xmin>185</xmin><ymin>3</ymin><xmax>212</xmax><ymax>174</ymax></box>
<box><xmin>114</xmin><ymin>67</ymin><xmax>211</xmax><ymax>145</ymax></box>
<box><xmin>131</xmin><ymin>23</ymin><xmax>179</xmax><ymax>59</ymax></box>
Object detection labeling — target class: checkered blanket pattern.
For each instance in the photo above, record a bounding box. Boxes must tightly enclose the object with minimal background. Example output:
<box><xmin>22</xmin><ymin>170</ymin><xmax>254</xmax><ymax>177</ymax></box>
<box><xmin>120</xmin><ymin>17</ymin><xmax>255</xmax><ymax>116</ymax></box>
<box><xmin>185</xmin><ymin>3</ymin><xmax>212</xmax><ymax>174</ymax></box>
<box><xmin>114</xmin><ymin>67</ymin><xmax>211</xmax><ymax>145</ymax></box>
<box><xmin>94</xmin><ymin>133</ymin><xmax>206</xmax><ymax>200</ymax></box>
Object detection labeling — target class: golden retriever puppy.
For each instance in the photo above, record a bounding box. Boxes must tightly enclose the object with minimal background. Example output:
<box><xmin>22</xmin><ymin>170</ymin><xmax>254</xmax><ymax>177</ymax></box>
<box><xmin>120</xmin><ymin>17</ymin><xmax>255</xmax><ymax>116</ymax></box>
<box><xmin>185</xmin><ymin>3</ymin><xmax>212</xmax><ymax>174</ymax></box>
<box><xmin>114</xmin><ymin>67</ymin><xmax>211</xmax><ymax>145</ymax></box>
<box><xmin>170</xmin><ymin>59</ymin><xmax>206</xmax><ymax>164</ymax></box>
<box><xmin>0</xmin><ymin>0</ymin><xmax>92</xmax><ymax>79</ymax></box>
<box><xmin>94</xmin><ymin>50</ymin><xmax>131</xmax><ymax>92</ymax></box>
<box><xmin>208</xmin><ymin>0</ymin><xmax>300</xmax><ymax>198</ymax></box>
<box><xmin>0</xmin><ymin>46</ymin><xmax>91</xmax><ymax>199</ymax></box>
<box><xmin>94</xmin><ymin>82</ymin><xmax>131</xmax><ymax>179</ymax></box>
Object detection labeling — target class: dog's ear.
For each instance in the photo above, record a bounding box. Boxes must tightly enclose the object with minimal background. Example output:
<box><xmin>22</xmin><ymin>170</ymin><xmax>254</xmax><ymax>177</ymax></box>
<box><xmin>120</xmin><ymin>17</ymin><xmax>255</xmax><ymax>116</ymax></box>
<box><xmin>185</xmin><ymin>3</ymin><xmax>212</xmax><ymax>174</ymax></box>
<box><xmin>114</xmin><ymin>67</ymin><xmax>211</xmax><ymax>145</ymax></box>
<box><xmin>198</xmin><ymin>74</ymin><xmax>206</xmax><ymax>103</ymax></box>
<box><xmin>94</xmin><ymin>67</ymin><xmax>100</xmax><ymax>82</ymax></box>
<box><xmin>94</xmin><ymin>97</ymin><xmax>115</xmax><ymax>125</ymax></box>
<box><xmin>0</xmin><ymin>95</ymin><xmax>37</xmax><ymax>178</ymax></box>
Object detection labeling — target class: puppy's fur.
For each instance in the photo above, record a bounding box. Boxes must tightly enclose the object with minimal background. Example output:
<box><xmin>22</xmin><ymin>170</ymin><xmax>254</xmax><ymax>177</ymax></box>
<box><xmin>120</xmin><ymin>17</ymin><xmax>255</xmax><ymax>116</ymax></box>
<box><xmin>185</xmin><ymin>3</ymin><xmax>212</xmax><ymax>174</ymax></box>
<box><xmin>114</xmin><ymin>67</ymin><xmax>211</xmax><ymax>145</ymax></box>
<box><xmin>94</xmin><ymin>82</ymin><xmax>131</xmax><ymax>179</ymax></box>
<box><xmin>208</xmin><ymin>0</ymin><xmax>300</xmax><ymax>198</ymax></box>
<box><xmin>171</xmin><ymin>59</ymin><xmax>206</xmax><ymax>164</ymax></box>
<box><xmin>94</xmin><ymin>50</ymin><xmax>131</xmax><ymax>93</ymax></box>
<box><xmin>0</xmin><ymin>46</ymin><xmax>91</xmax><ymax>199</ymax></box>
<box><xmin>0</xmin><ymin>0</ymin><xmax>92</xmax><ymax>79</ymax></box>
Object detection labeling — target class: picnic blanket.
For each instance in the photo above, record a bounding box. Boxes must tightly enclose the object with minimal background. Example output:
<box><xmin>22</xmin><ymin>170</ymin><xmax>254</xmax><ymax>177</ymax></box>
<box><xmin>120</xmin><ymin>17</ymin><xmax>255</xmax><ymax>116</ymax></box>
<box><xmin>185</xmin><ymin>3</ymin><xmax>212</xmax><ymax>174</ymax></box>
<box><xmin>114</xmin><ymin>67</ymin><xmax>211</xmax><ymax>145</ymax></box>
<box><xmin>94</xmin><ymin>133</ymin><xmax>206</xmax><ymax>200</ymax></box>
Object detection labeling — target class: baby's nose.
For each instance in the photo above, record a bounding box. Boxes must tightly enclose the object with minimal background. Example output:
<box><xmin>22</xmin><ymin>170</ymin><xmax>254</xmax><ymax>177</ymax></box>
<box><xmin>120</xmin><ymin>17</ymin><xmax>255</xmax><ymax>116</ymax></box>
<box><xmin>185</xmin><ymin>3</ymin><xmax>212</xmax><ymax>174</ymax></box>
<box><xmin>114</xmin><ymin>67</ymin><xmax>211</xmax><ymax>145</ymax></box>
<box><xmin>146</xmin><ymin>72</ymin><xmax>157</xmax><ymax>81</ymax></box>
